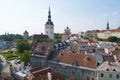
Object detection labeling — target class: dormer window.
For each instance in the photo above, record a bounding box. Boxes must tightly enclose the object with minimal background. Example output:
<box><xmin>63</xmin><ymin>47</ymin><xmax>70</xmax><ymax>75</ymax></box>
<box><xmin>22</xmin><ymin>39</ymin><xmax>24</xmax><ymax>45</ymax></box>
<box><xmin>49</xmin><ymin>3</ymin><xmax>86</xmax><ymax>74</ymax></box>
<box><xmin>54</xmin><ymin>57</ymin><xmax>59</xmax><ymax>62</ymax></box>
<box><xmin>39</xmin><ymin>46</ymin><xmax>45</xmax><ymax>51</ymax></box>
<box><xmin>42</xmin><ymin>46</ymin><xmax>45</xmax><ymax>51</ymax></box>
<box><xmin>113</xmin><ymin>69</ymin><xmax>116</xmax><ymax>71</ymax></box>
<box><xmin>86</xmin><ymin>56</ymin><xmax>91</xmax><ymax>62</ymax></box>
<box><xmin>106</xmin><ymin>68</ymin><xmax>109</xmax><ymax>71</ymax></box>
<box><xmin>71</xmin><ymin>60</ymin><xmax>79</xmax><ymax>66</ymax></box>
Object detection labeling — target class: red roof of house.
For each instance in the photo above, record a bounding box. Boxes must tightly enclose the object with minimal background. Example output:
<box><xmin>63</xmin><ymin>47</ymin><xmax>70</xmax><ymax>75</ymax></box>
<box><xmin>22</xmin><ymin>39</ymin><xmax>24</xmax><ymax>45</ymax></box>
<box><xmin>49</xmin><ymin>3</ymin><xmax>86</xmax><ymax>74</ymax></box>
<box><xmin>58</xmin><ymin>51</ymin><xmax>97</xmax><ymax>68</ymax></box>
<box><xmin>31</xmin><ymin>42</ymin><xmax>51</xmax><ymax>56</ymax></box>
<box><xmin>30</xmin><ymin>66</ymin><xmax>64</xmax><ymax>80</ymax></box>
<box><xmin>102</xmin><ymin>55</ymin><xmax>115</xmax><ymax>62</ymax></box>
<box><xmin>111</xmin><ymin>51</ymin><xmax>120</xmax><ymax>54</ymax></box>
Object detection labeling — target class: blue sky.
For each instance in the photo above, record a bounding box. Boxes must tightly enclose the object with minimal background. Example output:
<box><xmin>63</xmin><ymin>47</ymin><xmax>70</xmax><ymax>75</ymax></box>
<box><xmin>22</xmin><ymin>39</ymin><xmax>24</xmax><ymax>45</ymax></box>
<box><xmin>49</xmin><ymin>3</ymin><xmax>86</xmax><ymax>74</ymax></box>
<box><xmin>0</xmin><ymin>0</ymin><xmax>120</xmax><ymax>35</ymax></box>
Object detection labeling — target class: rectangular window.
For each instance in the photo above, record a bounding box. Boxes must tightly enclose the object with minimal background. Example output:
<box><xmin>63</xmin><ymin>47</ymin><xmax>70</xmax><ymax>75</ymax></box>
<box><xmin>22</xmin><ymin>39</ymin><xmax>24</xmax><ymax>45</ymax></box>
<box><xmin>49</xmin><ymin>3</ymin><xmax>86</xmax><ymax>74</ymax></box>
<box><xmin>92</xmin><ymin>78</ymin><xmax>94</xmax><ymax>80</ymax></box>
<box><xmin>87</xmin><ymin>77</ymin><xmax>89</xmax><ymax>80</ymax></box>
<box><xmin>116</xmin><ymin>75</ymin><xmax>119</xmax><ymax>79</ymax></box>
<box><xmin>101</xmin><ymin>73</ymin><xmax>104</xmax><ymax>77</ymax></box>
<box><xmin>109</xmin><ymin>74</ymin><xmax>112</xmax><ymax>78</ymax></box>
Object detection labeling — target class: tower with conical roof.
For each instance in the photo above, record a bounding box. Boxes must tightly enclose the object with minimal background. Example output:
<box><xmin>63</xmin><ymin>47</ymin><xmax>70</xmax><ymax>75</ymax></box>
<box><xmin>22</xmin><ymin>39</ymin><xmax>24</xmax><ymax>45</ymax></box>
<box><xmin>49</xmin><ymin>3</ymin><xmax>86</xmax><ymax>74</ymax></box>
<box><xmin>45</xmin><ymin>7</ymin><xmax>54</xmax><ymax>39</ymax></box>
<box><xmin>106</xmin><ymin>21</ymin><xmax>110</xmax><ymax>30</ymax></box>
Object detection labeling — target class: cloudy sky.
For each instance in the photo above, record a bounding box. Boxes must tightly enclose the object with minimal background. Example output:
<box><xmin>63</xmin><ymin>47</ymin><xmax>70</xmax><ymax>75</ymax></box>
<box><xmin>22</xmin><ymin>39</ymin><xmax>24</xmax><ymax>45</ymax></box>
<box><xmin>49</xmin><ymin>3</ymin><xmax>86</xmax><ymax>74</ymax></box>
<box><xmin>0</xmin><ymin>0</ymin><xmax>120</xmax><ymax>35</ymax></box>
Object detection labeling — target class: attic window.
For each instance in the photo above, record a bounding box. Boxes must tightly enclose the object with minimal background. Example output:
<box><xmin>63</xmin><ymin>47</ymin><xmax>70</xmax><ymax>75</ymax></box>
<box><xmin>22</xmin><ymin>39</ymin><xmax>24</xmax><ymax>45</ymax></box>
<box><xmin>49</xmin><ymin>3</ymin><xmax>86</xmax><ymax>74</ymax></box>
<box><xmin>106</xmin><ymin>68</ymin><xmax>109</xmax><ymax>71</ymax></box>
<box><xmin>41</xmin><ymin>46</ymin><xmax>45</xmax><ymax>51</ymax></box>
<box><xmin>86</xmin><ymin>56</ymin><xmax>91</xmax><ymax>62</ymax></box>
<box><xmin>113</xmin><ymin>69</ymin><xmax>116</xmax><ymax>71</ymax></box>
<box><xmin>71</xmin><ymin>60</ymin><xmax>79</xmax><ymax>66</ymax></box>
<box><xmin>60</xmin><ymin>53</ymin><xmax>63</xmax><ymax>56</ymax></box>
<box><xmin>54</xmin><ymin>57</ymin><xmax>59</xmax><ymax>62</ymax></box>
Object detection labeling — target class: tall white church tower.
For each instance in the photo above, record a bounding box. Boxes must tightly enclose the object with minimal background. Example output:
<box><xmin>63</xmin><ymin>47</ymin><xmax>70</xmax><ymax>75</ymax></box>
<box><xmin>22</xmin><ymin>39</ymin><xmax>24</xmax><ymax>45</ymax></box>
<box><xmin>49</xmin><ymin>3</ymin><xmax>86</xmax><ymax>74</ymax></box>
<box><xmin>45</xmin><ymin>7</ymin><xmax>54</xmax><ymax>40</ymax></box>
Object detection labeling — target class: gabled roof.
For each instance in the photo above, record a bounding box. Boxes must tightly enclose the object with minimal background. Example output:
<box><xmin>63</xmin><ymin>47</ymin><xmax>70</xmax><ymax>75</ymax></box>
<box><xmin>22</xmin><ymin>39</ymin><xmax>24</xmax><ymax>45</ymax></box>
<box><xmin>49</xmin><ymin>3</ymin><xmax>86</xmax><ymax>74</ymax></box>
<box><xmin>58</xmin><ymin>51</ymin><xmax>97</xmax><ymax>68</ymax></box>
<box><xmin>31</xmin><ymin>42</ymin><xmax>51</xmax><ymax>56</ymax></box>
<box><xmin>30</xmin><ymin>66</ymin><xmax>64</xmax><ymax>80</ymax></box>
<box><xmin>97</xmin><ymin>61</ymin><xmax>120</xmax><ymax>72</ymax></box>
<box><xmin>102</xmin><ymin>55</ymin><xmax>115</xmax><ymax>62</ymax></box>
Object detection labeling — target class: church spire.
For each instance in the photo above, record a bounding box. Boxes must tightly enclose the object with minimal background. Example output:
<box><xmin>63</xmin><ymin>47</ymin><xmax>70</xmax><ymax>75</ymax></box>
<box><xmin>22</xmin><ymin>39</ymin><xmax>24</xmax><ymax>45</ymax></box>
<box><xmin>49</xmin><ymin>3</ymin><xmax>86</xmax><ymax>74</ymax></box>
<box><xmin>106</xmin><ymin>21</ymin><xmax>110</xmax><ymax>30</ymax></box>
<box><xmin>45</xmin><ymin>6</ymin><xmax>54</xmax><ymax>40</ymax></box>
<box><xmin>48</xmin><ymin>6</ymin><xmax>51</xmax><ymax>21</ymax></box>
<box><xmin>45</xmin><ymin>6</ymin><xmax>54</xmax><ymax>25</ymax></box>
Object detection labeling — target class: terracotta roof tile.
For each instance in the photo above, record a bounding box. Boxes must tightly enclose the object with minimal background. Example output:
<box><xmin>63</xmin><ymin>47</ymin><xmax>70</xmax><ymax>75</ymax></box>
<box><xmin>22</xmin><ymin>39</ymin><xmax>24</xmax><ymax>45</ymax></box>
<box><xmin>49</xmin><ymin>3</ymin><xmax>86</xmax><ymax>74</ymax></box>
<box><xmin>31</xmin><ymin>42</ymin><xmax>51</xmax><ymax>56</ymax></box>
<box><xmin>102</xmin><ymin>55</ymin><xmax>115</xmax><ymax>62</ymax></box>
<box><xmin>30</xmin><ymin>66</ymin><xmax>64</xmax><ymax>80</ymax></box>
<box><xmin>30</xmin><ymin>66</ymin><xmax>42</xmax><ymax>73</ymax></box>
<box><xmin>111</xmin><ymin>51</ymin><xmax>120</xmax><ymax>54</ymax></box>
<box><xmin>58</xmin><ymin>51</ymin><xmax>97</xmax><ymax>68</ymax></box>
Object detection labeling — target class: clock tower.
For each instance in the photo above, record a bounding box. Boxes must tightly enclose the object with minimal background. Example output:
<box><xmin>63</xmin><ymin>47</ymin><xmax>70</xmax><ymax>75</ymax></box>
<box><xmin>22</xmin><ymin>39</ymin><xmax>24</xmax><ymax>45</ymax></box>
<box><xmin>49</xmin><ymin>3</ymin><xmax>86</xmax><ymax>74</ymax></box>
<box><xmin>45</xmin><ymin>7</ymin><xmax>54</xmax><ymax>39</ymax></box>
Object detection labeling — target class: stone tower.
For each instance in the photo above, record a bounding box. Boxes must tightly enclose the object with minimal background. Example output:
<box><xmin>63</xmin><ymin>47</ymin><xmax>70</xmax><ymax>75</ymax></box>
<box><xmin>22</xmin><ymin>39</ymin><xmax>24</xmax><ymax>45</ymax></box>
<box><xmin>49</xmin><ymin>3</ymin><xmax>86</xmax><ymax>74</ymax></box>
<box><xmin>45</xmin><ymin>7</ymin><xmax>54</xmax><ymax>40</ymax></box>
<box><xmin>23</xmin><ymin>30</ymin><xmax>29</xmax><ymax>40</ymax></box>
<box><xmin>64</xmin><ymin>26</ymin><xmax>71</xmax><ymax>35</ymax></box>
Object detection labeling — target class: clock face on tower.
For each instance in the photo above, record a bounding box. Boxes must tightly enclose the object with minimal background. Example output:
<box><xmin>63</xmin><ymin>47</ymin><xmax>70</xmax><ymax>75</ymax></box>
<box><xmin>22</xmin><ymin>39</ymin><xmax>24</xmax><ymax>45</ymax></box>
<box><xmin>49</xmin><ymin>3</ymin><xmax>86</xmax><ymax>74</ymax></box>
<box><xmin>51</xmin><ymin>26</ymin><xmax>53</xmax><ymax>29</ymax></box>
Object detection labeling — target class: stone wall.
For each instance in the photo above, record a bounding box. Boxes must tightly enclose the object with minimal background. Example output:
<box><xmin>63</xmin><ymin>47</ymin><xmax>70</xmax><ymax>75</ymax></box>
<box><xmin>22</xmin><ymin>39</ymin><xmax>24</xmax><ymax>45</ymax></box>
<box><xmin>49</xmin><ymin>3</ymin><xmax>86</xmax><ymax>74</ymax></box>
<box><xmin>97</xmin><ymin>71</ymin><xmax>120</xmax><ymax>80</ymax></box>
<box><xmin>48</xmin><ymin>61</ymin><xmax>96</xmax><ymax>80</ymax></box>
<box><xmin>30</xmin><ymin>54</ymin><xmax>96</xmax><ymax>80</ymax></box>
<box><xmin>30</xmin><ymin>54</ymin><xmax>47</xmax><ymax>68</ymax></box>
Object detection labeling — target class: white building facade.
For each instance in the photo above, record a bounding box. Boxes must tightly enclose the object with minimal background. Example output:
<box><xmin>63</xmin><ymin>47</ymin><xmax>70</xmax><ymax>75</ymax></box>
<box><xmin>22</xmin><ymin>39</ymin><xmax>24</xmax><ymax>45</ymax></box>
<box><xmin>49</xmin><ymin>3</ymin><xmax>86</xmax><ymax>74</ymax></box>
<box><xmin>45</xmin><ymin>7</ymin><xmax>54</xmax><ymax>40</ymax></box>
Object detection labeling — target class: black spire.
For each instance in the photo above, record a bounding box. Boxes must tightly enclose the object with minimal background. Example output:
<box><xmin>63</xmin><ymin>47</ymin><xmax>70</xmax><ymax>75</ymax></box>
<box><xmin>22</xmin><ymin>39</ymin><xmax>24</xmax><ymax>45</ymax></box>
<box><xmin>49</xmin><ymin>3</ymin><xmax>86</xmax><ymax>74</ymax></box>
<box><xmin>48</xmin><ymin>7</ymin><xmax>51</xmax><ymax>21</ymax></box>
<box><xmin>106</xmin><ymin>21</ymin><xmax>110</xmax><ymax>30</ymax></box>
<box><xmin>46</xmin><ymin>7</ymin><xmax>54</xmax><ymax>25</ymax></box>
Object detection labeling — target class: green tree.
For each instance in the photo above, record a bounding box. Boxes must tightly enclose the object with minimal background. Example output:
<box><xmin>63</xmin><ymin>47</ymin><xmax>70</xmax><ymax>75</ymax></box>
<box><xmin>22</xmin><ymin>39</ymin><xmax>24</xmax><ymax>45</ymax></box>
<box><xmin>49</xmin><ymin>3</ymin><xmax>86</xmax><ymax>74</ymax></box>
<box><xmin>0</xmin><ymin>33</ymin><xmax>23</xmax><ymax>41</ymax></box>
<box><xmin>116</xmin><ymin>38</ymin><xmax>120</xmax><ymax>43</ymax></box>
<box><xmin>54</xmin><ymin>33</ymin><xmax>62</xmax><ymax>39</ymax></box>
<box><xmin>108</xmin><ymin>36</ymin><xmax>118</xmax><ymax>42</ymax></box>
<box><xmin>20</xmin><ymin>50</ymin><xmax>30</xmax><ymax>66</ymax></box>
<box><xmin>16</xmin><ymin>40</ymin><xmax>31</xmax><ymax>54</ymax></box>
<box><xmin>36</xmin><ymin>38</ymin><xmax>53</xmax><ymax>43</ymax></box>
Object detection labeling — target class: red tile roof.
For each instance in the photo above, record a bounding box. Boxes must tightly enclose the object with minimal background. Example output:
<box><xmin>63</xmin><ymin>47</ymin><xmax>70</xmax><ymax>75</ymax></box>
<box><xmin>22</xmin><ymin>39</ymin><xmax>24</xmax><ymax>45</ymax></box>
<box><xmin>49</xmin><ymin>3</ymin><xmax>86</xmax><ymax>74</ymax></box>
<box><xmin>102</xmin><ymin>55</ymin><xmax>115</xmax><ymax>62</ymax></box>
<box><xmin>58</xmin><ymin>51</ymin><xmax>97</xmax><ymax>68</ymax></box>
<box><xmin>111</xmin><ymin>51</ymin><xmax>120</xmax><ymax>54</ymax></box>
<box><xmin>31</xmin><ymin>42</ymin><xmax>51</xmax><ymax>56</ymax></box>
<box><xmin>30</xmin><ymin>66</ymin><xmax>64</xmax><ymax>80</ymax></box>
<box><xmin>32</xmin><ymin>67</ymin><xmax>51</xmax><ymax>77</ymax></box>
<box><xmin>30</xmin><ymin>66</ymin><xmax>42</xmax><ymax>73</ymax></box>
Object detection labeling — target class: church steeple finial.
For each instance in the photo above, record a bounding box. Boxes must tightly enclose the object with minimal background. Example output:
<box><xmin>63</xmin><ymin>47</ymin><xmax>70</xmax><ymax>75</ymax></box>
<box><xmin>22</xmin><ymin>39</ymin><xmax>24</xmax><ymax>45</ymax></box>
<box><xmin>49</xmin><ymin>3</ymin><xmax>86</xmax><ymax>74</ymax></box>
<box><xmin>48</xmin><ymin>6</ymin><xmax>51</xmax><ymax>21</ymax></box>
<box><xmin>106</xmin><ymin>21</ymin><xmax>110</xmax><ymax>30</ymax></box>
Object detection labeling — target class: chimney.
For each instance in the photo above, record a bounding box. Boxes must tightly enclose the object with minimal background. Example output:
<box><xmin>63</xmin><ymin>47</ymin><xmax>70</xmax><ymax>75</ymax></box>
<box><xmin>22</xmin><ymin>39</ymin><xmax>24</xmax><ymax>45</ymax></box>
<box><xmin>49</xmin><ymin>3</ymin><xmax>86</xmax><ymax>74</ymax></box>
<box><xmin>48</xmin><ymin>72</ymin><xmax>52</xmax><ymax>80</ymax></box>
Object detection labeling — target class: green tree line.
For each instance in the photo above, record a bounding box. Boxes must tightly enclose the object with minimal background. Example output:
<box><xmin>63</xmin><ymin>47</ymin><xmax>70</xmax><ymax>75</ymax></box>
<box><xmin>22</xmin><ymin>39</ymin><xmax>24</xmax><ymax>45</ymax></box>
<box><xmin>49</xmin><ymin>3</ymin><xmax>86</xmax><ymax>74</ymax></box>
<box><xmin>0</xmin><ymin>33</ymin><xmax>23</xmax><ymax>41</ymax></box>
